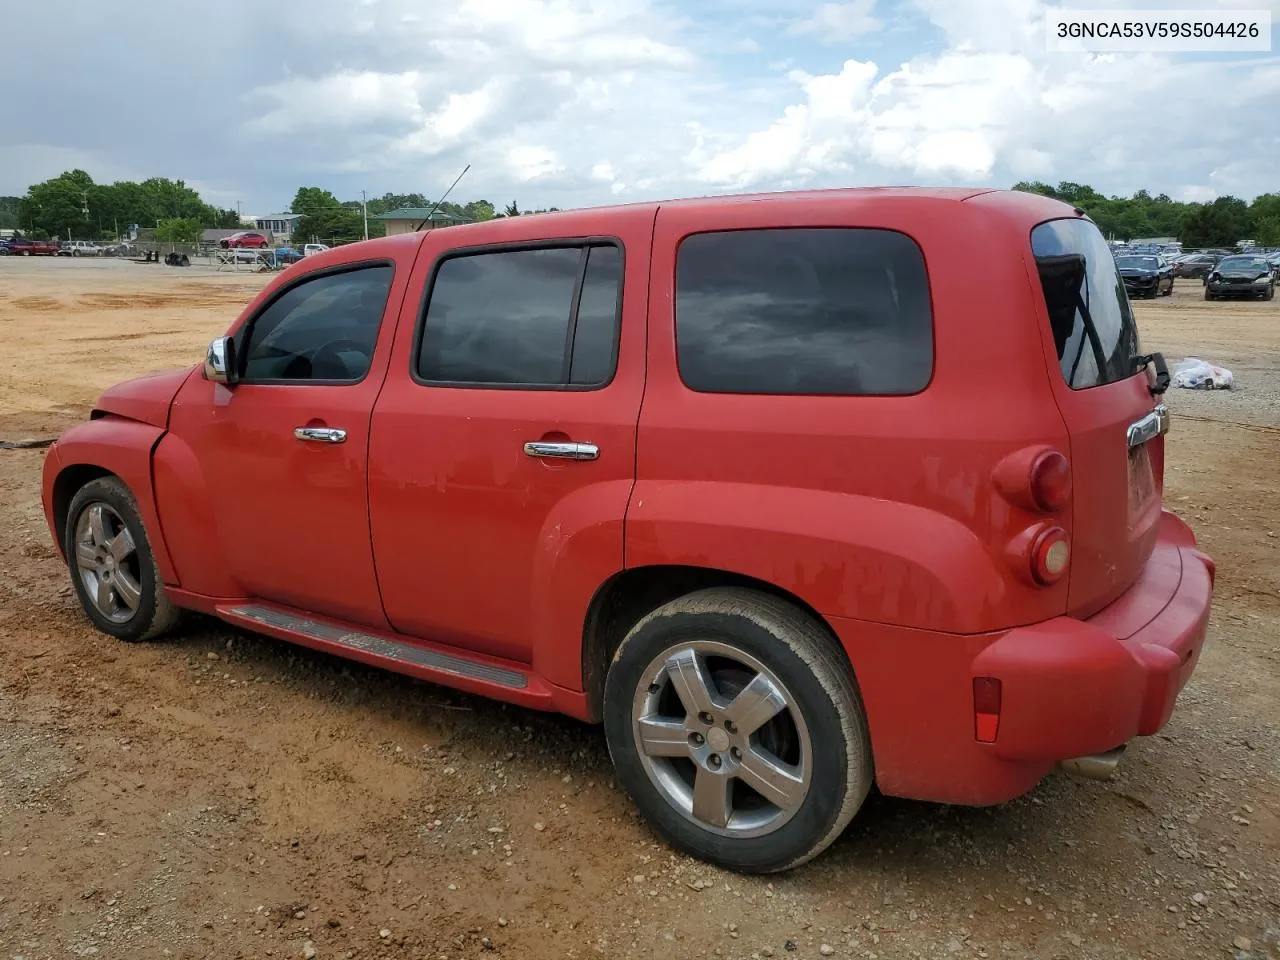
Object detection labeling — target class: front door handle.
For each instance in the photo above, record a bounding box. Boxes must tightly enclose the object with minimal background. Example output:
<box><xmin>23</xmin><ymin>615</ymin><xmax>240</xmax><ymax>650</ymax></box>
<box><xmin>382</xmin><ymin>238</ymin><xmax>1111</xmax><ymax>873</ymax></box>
<box><xmin>523</xmin><ymin>441</ymin><xmax>599</xmax><ymax>461</ymax></box>
<box><xmin>294</xmin><ymin>426</ymin><xmax>347</xmax><ymax>444</ymax></box>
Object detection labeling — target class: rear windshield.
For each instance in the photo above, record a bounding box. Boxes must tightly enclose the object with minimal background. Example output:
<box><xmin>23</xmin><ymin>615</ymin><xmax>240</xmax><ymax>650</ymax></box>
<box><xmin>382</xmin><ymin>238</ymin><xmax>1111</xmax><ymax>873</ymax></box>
<box><xmin>1032</xmin><ymin>218</ymin><xmax>1141</xmax><ymax>390</ymax></box>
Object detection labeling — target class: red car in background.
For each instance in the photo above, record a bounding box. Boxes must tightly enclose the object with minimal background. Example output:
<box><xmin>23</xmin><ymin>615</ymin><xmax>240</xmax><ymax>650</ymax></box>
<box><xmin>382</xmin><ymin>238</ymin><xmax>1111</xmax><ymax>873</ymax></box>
<box><xmin>1</xmin><ymin>236</ymin><xmax>60</xmax><ymax>256</ymax></box>
<box><xmin>219</xmin><ymin>232</ymin><xmax>269</xmax><ymax>249</ymax></box>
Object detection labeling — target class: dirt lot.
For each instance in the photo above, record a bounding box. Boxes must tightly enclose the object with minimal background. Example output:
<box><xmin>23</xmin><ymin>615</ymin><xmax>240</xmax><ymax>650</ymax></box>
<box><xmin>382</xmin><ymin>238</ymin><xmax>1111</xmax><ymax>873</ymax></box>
<box><xmin>1</xmin><ymin>257</ymin><xmax>1277</xmax><ymax>960</ymax></box>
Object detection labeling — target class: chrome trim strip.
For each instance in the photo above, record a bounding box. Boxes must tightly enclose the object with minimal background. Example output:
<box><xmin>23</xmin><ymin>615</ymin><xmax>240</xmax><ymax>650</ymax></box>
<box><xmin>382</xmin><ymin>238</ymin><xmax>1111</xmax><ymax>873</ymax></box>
<box><xmin>227</xmin><ymin>604</ymin><xmax>528</xmax><ymax>689</ymax></box>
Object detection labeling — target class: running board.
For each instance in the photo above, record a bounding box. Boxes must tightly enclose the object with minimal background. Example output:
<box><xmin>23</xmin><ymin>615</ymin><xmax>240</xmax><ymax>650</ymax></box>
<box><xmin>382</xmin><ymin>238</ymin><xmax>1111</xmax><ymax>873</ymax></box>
<box><xmin>216</xmin><ymin>603</ymin><xmax>558</xmax><ymax>708</ymax></box>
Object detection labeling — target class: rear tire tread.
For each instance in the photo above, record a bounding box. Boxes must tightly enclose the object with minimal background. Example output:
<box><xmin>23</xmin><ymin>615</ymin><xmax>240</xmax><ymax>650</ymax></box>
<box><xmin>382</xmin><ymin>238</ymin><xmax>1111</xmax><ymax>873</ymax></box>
<box><xmin>610</xmin><ymin>587</ymin><xmax>872</xmax><ymax>872</ymax></box>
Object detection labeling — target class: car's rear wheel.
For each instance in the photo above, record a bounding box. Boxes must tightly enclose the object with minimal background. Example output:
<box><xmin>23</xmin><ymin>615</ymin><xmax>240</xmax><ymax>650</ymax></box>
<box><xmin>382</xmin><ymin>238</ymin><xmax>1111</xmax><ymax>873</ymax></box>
<box><xmin>603</xmin><ymin>587</ymin><xmax>872</xmax><ymax>873</ymax></box>
<box><xmin>65</xmin><ymin>477</ymin><xmax>180</xmax><ymax>643</ymax></box>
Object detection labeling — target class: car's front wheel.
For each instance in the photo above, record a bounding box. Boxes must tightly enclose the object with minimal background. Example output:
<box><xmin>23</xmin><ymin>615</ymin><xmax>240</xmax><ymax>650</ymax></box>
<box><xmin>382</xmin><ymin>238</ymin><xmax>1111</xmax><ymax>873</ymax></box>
<box><xmin>604</xmin><ymin>588</ymin><xmax>873</xmax><ymax>873</ymax></box>
<box><xmin>65</xmin><ymin>477</ymin><xmax>180</xmax><ymax>643</ymax></box>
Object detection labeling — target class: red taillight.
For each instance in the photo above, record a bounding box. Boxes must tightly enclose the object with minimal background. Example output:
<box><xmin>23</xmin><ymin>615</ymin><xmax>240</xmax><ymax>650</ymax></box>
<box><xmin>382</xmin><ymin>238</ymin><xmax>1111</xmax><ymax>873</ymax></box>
<box><xmin>1031</xmin><ymin>526</ymin><xmax>1070</xmax><ymax>585</ymax></box>
<box><xmin>1029</xmin><ymin>450</ymin><xmax>1071</xmax><ymax>513</ymax></box>
<box><xmin>973</xmin><ymin>677</ymin><xmax>1002</xmax><ymax>742</ymax></box>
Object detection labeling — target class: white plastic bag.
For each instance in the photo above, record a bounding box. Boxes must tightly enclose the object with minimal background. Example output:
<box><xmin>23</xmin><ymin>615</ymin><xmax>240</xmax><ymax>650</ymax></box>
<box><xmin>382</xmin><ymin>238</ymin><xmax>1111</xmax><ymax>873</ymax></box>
<box><xmin>1171</xmin><ymin>357</ymin><xmax>1233</xmax><ymax>390</ymax></box>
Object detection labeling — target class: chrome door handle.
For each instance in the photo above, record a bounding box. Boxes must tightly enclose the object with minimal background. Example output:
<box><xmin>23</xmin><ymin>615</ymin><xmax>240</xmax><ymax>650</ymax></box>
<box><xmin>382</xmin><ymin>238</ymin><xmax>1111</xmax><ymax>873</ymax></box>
<box><xmin>1126</xmin><ymin>403</ymin><xmax>1168</xmax><ymax>450</ymax></box>
<box><xmin>294</xmin><ymin>426</ymin><xmax>347</xmax><ymax>444</ymax></box>
<box><xmin>523</xmin><ymin>441</ymin><xmax>599</xmax><ymax>461</ymax></box>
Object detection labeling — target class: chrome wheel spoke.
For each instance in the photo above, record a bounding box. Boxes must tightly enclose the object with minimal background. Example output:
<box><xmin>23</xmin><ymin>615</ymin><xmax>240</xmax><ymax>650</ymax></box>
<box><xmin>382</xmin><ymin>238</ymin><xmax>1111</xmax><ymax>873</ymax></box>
<box><xmin>723</xmin><ymin>672</ymin><xmax>786</xmax><ymax>737</ymax></box>
<box><xmin>75</xmin><ymin>540</ymin><xmax>98</xmax><ymax>569</ymax></box>
<box><xmin>691</xmin><ymin>768</ymin><xmax>732</xmax><ymax>828</ymax></box>
<box><xmin>737</xmin><ymin>748</ymin><xmax>806</xmax><ymax>812</ymax></box>
<box><xmin>637</xmin><ymin>717</ymin><xmax>691</xmax><ymax>758</ymax></box>
<box><xmin>95</xmin><ymin>575</ymin><xmax>114</xmax><ymax>613</ymax></box>
<box><xmin>87</xmin><ymin>504</ymin><xmax>109</xmax><ymax>547</ymax></box>
<box><xmin>112</xmin><ymin>569</ymin><xmax>142</xmax><ymax>611</ymax></box>
<box><xmin>665</xmin><ymin>648</ymin><xmax>717</xmax><ymax>717</ymax></box>
<box><xmin>108</xmin><ymin>527</ymin><xmax>135</xmax><ymax>562</ymax></box>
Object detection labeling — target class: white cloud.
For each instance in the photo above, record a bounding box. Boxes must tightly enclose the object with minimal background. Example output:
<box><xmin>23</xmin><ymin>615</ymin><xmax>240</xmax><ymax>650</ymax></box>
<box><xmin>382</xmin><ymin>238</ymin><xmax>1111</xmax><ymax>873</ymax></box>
<box><xmin>0</xmin><ymin>0</ymin><xmax>1275</xmax><ymax>209</ymax></box>
<box><xmin>507</xmin><ymin>145</ymin><xmax>564</xmax><ymax>182</ymax></box>
<box><xmin>787</xmin><ymin>1</ymin><xmax>883</xmax><ymax>42</ymax></box>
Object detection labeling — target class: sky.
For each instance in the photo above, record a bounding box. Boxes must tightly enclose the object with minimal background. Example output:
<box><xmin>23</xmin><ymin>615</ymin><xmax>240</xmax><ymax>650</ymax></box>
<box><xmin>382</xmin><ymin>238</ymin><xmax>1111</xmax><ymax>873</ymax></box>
<box><xmin>0</xmin><ymin>0</ymin><xmax>1277</xmax><ymax>215</ymax></box>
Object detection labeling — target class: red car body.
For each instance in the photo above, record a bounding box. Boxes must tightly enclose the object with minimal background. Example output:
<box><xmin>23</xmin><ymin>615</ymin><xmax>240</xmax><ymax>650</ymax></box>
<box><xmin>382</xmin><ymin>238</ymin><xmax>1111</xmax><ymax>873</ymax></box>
<box><xmin>42</xmin><ymin>187</ymin><xmax>1213</xmax><ymax>855</ymax></box>
<box><xmin>219</xmin><ymin>232</ymin><xmax>269</xmax><ymax>249</ymax></box>
<box><xmin>6</xmin><ymin>237</ymin><xmax>60</xmax><ymax>256</ymax></box>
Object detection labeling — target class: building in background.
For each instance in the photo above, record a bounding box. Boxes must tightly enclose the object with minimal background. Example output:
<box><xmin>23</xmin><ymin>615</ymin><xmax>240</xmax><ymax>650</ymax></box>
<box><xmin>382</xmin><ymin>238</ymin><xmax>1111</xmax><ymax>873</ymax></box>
<box><xmin>373</xmin><ymin>208</ymin><xmax>471</xmax><ymax>237</ymax></box>
<box><xmin>251</xmin><ymin>213</ymin><xmax>304</xmax><ymax>244</ymax></box>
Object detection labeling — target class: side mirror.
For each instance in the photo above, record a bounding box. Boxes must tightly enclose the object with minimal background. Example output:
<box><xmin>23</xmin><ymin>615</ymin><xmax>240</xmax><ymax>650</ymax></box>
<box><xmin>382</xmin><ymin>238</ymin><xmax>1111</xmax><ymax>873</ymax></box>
<box><xmin>204</xmin><ymin>336</ymin><xmax>237</xmax><ymax>384</ymax></box>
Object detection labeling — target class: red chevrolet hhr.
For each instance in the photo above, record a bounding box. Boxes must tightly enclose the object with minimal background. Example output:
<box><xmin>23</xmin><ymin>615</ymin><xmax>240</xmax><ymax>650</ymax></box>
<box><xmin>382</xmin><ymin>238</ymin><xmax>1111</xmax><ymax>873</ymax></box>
<box><xmin>42</xmin><ymin>187</ymin><xmax>1214</xmax><ymax>872</ymax></box>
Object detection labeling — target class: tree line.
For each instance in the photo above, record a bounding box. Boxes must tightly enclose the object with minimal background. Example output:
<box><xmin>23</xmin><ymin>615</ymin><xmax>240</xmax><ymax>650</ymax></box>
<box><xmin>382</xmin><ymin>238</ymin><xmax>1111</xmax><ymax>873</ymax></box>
<box><xmin>1012</xmin><ymin>181</ymin><xmax>1280</xmax><ymax>247</ymax></box>
<box><xmin>5</xmin><ymin>169</ymin><xmax>1277</xmax><ymax>249</ymax></box>
<box><xmin>0</xmin><ymin>170</ymin><xmax>561</xmax><ymax>245</ymax></box>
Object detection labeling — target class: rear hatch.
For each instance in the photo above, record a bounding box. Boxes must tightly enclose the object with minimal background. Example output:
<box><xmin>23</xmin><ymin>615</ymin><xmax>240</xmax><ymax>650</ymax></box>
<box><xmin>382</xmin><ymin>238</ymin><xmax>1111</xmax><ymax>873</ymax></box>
<box><xmin>1031</xmin><ymin>218</ymin><xmax>1166</xmax><ymax>619</ymax></box>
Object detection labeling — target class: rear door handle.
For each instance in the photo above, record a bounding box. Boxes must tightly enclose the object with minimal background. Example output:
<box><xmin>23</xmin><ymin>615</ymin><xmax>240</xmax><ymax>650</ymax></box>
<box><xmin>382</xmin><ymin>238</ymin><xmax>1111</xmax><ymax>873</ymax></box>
<box><xmin>1126</xmin><ymin>404</ymin><xmax>1168</xmax><ymax>450</ymax></box>
<box><xmin>294</xmin><ymin>426</ymin><xmax>347</xmax><ymax>444</ymax></box>
<box><xmin>523</xmin><ymin>441</ymin><xmax>599</xmax><ymax>461</ymax></box>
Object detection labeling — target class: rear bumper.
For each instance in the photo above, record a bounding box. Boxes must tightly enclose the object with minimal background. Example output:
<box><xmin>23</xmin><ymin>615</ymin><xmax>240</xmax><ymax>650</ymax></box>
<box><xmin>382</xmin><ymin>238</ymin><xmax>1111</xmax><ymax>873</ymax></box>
<box><xmin>830</xmin><ymin>510</ymin><xmax>1214</xmax><ymax>805</ymax></box>
<box><xmin>971</xmin><ymin>511</ymin><xmax>1213</xmax><ymax>763</ymax></box>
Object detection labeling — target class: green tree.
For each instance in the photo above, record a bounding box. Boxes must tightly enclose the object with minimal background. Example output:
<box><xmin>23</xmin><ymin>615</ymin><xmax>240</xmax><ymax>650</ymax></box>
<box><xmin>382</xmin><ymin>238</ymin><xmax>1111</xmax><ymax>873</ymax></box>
<box><xmin>154</xmin><ymin>218</ymin><xmax>204</xmax><ymax>243</ymax></box>
<box><xmin>502</xmin><ymin>200</ymin><xmax>521</xmax><ymax>217</ymax></box>
<box><xmin>0</xmin><ymin>196</ymin><xmax>20</xmax><ymax>230</ymax></box>
<box><xmin>295</xmin><ymin>206</ymin><xmax>364</xmax><ymax>244</ymax></box>
<box><xmin>290</xmin><ymin>187</ymin><xmax>342</xmax><ymax>217</ymax></box>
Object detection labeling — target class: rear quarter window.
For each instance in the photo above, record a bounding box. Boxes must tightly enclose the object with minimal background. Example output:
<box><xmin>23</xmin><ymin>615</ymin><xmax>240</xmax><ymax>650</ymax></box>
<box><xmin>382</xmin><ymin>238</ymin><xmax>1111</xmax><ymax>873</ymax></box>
<box><xmin>674</xmin><ymin>228</ymin><xmax>933</xmax><ymax>396</ymax></box>
<box><xmin>1032</xmin><ymin>218</ymin><xmax>1141</xmax><ymax>390</ymax></box>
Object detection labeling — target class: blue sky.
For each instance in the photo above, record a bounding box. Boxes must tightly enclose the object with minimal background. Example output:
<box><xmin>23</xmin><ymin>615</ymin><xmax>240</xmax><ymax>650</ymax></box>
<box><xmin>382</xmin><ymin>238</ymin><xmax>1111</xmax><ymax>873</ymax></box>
<box><xmin>0</xmin><ymin>0</ymin><xmax>1276</xmax><ymax>215</ymax></box>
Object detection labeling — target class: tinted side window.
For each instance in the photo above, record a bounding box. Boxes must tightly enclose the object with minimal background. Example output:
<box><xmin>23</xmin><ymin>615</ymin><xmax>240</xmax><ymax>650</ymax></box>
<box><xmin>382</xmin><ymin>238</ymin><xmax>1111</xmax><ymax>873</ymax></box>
<box><xmin>675</xmin><ymin>228</ymin><xmax>933</xmax><ymax>395</ymax></box>
<box><xmin>569</xmin><ymin>245</ymin><xmax>621</xmax><ymax>385</ymax></box>
<box><xmin>417</xmin><ymin>244</ymin><xmax>621</xmax><ymax>387</ymax></box>
<box><xmin>1032</xmin><ymin>218</ymin><xmax>1140</xmax><ymax>389</ymax></box>
<box><xmin>240</xmin><ymin>265</ymin><xmax>393</xmax><ymax>382</ymax></box>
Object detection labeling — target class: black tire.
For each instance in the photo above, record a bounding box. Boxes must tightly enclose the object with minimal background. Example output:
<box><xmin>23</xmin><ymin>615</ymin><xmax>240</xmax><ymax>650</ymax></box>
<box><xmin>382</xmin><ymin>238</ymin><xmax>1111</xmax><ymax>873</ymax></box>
<box><xmin>1264</xmin><ymin>285</ymin><xmax>1274</xmax><ymax>302</ymax></box>
<box><xmin>1204</xmin><ymin>290</ymin><xmax>1214</xmax><ymax>301</ymax></box>
<box><xmin>603</xmin><ymin>587</ymin><xmax>873</xmax><ymax>873</ymax></box>
<box><xmin>64</xmin><ymin>477</ymin><xmax>180</xmax><ymax>643</ymax></box>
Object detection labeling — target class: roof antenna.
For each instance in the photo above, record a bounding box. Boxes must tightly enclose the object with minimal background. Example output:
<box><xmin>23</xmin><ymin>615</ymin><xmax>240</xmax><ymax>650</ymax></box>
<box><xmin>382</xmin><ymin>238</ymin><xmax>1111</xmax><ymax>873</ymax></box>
<box><xmin>416</xmin><ymin>164</ymin><xmax>471</xmax><ymax>231</ymax></box>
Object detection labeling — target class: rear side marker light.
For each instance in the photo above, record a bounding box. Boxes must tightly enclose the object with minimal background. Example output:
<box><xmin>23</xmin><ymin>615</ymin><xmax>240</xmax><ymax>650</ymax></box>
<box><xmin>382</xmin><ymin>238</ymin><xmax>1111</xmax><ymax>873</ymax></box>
<box><xmin>1031</xmin><ymin>526</ymin><xmax>1070</xmax><ymax>585</ymax></box>
<box><xmin>1029</xmin><ymin>450</ymin><xmax>1072</xmax><ymax>513</ymax></box>
<box><xmin>973</xmin><ymin>677</ymin><xmax>1002</xmax><ymax>743</ymax></box>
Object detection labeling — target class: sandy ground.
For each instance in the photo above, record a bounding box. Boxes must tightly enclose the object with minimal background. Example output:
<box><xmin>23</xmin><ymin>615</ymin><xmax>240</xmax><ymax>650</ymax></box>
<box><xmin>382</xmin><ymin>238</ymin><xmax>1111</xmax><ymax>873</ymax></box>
<box><xmin>0</xmin><ymin>257</ymin><xmax>1277</xmax><ymax>960</ymax></box>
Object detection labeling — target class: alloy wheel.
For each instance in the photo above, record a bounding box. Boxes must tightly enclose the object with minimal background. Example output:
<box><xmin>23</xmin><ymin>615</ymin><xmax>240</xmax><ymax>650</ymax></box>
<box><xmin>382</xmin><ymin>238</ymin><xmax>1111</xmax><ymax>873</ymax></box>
<box><xmin>631</xmin><ymin>640</ymin><xmax>812</xmax><ymax>838</ymax></box>
<box><xmin>74</xmin><ymin>502</ymin><xmax>143</xmax><ymax>623</ymax></box>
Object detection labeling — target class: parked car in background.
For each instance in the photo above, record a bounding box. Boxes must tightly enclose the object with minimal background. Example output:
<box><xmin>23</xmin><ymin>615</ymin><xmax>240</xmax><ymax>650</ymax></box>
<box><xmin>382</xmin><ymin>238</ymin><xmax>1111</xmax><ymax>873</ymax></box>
<box><xmin>272</xmin><ymin>247</ymin><xmax>305</xmax><ymax>265</ymax></box>
<box><xmin>4</xmin><ymin>236</ymin><xmax>60</xmax><ymax>256</ymax></box>
<box><xmin>41</xmin><ymin>188</ymin><xmax>1212</xmax><ymax>873</ymax></box>
<box><xmin>303</xmin><ymin>243</ymin><xmax>330</xmax><ymax>257</ymax></box>
<box><xmin>1205</xmin><ymin>255</ymin><xmax>1275</xmax><ymax>300</ymax></box>
<box><xmin>1172</xmin><ymin>253</ymin><xmax>1219</xmax><ymax>279</ymax></box>
<box><xmin>58</xmin><ymin>240</ymin><xmax>103</xmax><ymax>257</ymax></box>
<box><xmin>0</xmin><ymin>238</ymin><xmax>11</xmax><ymax>255</ymax></box>
<box><xmin>1115</xmin><ymin>254</ymin><xmax>1173</xmax><ymax>298</ymax></box>
<box><xmin>219</xmin><ymin>232</ymin><xmax>269</xmax><ymax>249</ymax></box>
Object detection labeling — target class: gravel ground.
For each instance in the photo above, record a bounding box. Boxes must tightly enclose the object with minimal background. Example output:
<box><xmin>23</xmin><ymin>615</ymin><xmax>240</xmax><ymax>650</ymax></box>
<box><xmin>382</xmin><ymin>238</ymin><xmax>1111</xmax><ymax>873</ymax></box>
<box><xmin>0</xmin><ymin>260</ymin><xmax>1277</xmax><ymax>960</ymax></box>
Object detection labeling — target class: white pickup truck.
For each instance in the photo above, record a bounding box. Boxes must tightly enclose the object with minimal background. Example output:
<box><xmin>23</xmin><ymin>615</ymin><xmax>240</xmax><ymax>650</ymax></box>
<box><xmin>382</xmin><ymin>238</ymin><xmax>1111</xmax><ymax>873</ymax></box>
<box><xmin>59</xmin><ymin>241</ymin><xmax>102</xmax><ymax>257</ymax></box>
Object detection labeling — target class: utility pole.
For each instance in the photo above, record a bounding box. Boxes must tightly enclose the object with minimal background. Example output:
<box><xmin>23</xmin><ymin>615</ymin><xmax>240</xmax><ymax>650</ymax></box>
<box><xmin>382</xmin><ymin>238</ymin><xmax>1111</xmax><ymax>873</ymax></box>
<box><xmin>362</xmin><ymin>190</ymin><xmax>369</xmax><ymax>241</ymax></box>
